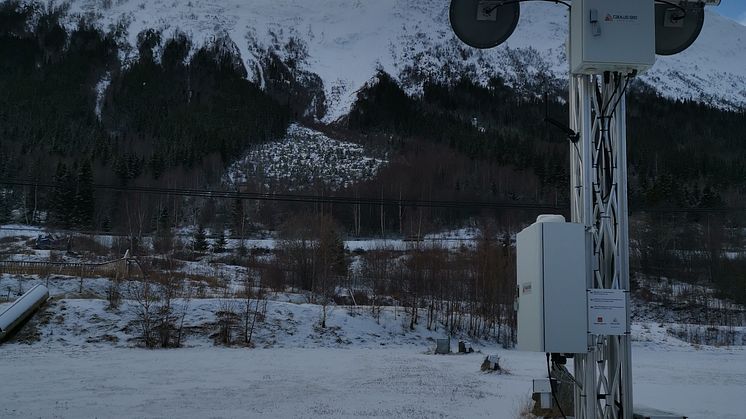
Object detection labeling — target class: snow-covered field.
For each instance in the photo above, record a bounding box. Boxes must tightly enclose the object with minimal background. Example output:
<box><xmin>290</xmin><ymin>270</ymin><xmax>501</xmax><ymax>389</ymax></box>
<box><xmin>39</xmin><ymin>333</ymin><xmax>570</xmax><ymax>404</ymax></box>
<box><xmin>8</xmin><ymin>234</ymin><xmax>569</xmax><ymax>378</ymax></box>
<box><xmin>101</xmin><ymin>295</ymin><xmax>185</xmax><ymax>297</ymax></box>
<box><xmin>1</xmin><ymin>279</ymin><xmax>745</xmax><ymax>418</ymax></box>
<box><xmin>1</xmin><ymin>342</ymin><xmax>744</xmax><ymax>418</ymax></box>
<box><xmin>0</xmin><ymin>346</ymin><xmax>535</xmax><ymax>418</ymax></box>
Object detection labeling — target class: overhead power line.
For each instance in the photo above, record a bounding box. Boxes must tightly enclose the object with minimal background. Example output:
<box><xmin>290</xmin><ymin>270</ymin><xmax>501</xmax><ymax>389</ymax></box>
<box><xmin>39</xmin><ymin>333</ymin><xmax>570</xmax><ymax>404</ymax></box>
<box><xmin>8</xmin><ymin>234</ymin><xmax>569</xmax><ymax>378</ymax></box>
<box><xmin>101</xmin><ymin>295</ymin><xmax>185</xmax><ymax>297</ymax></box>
<box><xmin>0</xmin><ymin>179</ymin><xmax>563</xmax><ymax>211</ymax></box>
<box><xmin>1</xmin><ymin>179</ymin><xmax>742</xmax><ymax>214</ymax></box>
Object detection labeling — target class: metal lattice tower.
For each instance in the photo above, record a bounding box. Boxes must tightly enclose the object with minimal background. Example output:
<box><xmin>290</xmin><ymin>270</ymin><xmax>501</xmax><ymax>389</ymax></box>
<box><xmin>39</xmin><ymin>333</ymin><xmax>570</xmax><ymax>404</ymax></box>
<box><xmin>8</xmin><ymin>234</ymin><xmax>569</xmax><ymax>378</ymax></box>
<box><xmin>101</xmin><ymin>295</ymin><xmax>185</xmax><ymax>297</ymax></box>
<box><xmin>449</xmin><ymin>2</ymin><xmax>718</xmax><ymax>418</ymax></box>
<box><xmin>570</xmin><ymin>73</ymin><xmax>634</xmax><ymax>419</ymax></box>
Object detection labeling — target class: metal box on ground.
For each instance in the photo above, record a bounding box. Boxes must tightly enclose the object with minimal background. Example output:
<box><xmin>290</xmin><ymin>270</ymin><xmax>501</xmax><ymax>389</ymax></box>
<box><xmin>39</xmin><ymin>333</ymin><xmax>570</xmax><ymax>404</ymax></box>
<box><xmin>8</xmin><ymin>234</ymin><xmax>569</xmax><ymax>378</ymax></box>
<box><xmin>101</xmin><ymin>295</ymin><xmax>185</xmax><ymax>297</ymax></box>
<box><xmin>435</xmin><ymin>338</ymin><xmax>450</xmax><ymax>354</ymax></box>
<box><xmin>532</xmin><ymin>379</ymin><xmax>553</xmax><ymax>409</ymax></box>
<box><xmin>570</xmin><ymin>0</ymin><xmax>656</xmax><ymax>75</ymax></box>
<box><xmin>516</xmin><ymin>217</ymin><xmax>588</xmax><ymax>353</ymax></box>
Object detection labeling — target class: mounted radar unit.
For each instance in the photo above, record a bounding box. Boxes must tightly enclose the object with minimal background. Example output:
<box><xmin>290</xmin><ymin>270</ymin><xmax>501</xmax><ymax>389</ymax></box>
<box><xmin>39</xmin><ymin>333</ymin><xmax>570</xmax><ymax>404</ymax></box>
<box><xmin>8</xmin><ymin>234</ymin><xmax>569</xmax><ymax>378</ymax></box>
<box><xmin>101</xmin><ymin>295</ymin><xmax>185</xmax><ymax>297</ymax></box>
<box><xmin>655</xmin><ymin>0</ymin><xmax>719</xmax><ymax>56</ymax></box>
<box><xmin>570</xmin><ymin>0</ymin><xmax>656</xmax><ymax>75</ymax></box>
<box><xmin>449</xmin><ymin>0</ymin><xmax>520</xmax><ymax>49</ymax></box>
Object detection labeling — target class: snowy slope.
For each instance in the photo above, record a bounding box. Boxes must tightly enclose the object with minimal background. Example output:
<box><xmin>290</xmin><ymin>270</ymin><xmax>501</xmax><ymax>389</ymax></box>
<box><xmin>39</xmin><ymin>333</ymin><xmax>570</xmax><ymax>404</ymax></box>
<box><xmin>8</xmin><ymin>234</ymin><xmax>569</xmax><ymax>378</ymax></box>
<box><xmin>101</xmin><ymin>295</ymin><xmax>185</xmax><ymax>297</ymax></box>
<box><xmin>67</xmin><ymin>0</ymin><xmax>746</xmax><ymax>121</ymax></box>
<box><xmin>224</xmin><ymin>124</ymin><xmax>385</xmax><ymax>190</ymax></box>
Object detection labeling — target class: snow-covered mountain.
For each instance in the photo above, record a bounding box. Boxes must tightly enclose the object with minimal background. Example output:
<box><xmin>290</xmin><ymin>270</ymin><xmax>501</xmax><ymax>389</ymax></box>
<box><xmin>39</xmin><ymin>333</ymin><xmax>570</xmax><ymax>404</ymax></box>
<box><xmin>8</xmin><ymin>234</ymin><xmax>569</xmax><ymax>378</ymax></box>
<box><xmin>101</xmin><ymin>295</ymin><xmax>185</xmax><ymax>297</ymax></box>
<box><xmin>68</xmin><ymin>0</ymin><xmax>746</xmax><ymax>121</ymax></box>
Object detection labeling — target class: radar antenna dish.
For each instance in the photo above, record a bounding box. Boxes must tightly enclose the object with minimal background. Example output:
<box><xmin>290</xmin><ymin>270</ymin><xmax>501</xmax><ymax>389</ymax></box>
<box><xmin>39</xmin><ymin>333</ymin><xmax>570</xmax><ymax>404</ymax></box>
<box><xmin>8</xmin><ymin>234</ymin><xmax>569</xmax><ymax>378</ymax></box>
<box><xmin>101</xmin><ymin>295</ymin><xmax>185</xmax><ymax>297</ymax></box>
<box><xmin>449</xmin><ymin>0</ymin><xmax>520</xmax><ymax>49</ymax></box>
<box><xmin>655</xmin><ymin>2</ymin><xmax>706</xmax><ymax>56</ymax></box>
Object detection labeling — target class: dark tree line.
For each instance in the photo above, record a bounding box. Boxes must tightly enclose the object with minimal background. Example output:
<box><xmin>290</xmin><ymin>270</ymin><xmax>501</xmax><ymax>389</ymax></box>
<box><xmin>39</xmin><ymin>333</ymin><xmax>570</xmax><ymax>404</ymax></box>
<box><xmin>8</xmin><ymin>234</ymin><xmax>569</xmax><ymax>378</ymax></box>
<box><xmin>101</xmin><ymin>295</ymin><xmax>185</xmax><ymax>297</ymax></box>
<box><xmin>0</xmin><ymin>1</ymin><xmax>291</xmax><ymax>229</ymax></box>
<box><xmin>105</xmin><ymin>30</ymin><xmax>290</xmax><ymax>175</ymax></box>
<box><xmin>346</xmin><ymin>70</ymin><xmax>744</xmax><ymax>211</ymax></box>
<box><xmin>48</xmin><ymin>160</ymin><xmax>94</xmax><ymax>229</ymax></box>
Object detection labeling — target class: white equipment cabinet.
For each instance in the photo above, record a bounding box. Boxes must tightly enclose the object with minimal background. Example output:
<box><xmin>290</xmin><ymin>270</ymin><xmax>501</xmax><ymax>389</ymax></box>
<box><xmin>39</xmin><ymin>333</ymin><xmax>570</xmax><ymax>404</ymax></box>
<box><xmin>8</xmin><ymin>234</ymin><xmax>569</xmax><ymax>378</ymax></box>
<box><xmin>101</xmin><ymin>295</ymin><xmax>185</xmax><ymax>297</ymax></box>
<box><xmin>516</xmin><ymin>216</ymin><xmax>588</xmax><ymax>353</ymax></box>
<box><xmin>570</xmin><ymin>0</ymin><xmax>656</xmax><ymax>75</ymax></box>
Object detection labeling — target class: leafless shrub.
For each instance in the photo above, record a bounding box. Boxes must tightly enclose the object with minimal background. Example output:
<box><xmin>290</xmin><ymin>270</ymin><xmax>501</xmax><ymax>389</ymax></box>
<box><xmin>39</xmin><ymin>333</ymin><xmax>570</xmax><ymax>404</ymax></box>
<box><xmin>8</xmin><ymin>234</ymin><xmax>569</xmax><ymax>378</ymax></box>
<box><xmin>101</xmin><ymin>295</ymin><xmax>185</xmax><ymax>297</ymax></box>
<box><xmin>128</xmin><ymin>272</ymin><xmax>190</xmax><ymax>348</ymax></box>
<box><xmin>171</xmin><ymin>249</ymin><xmax>202</xmax><ymax>262</ymax></box>
<box><xmin>111</xmin><ymin>235</ymin><xmax>143</xmax><ymax>256</ymax></box>
<box><xmin>70</xmin><ymin>235</ymin><xmax>109</xmax><ymax>257</ymax></box>
<box><xmin>212</xmin><ymin>254</ymin><xmax>258</xmax><ymax>268</ymax></box>
<box><xmin>152</xmin><ymin>232</ymin><xmax>175</xmax><ymax>255</ymax></box>
<box><xmin>154</xmin><ymin>276</ymin><xmax>180</xmax><ymax>348</ymax></box>
<box><xmin>515</xmin><ymin>394</ymin><xmax>539</xmax><ymax>419</ymax></box>
<box><xmin>214</xmin><ymin>298</ymin><xmax>239</xmax><ymax>346</ymax></box>
<box><xmin>361</xmin><ymin>245</ymin><xmax>394</xmax><ymax>323</ymax></box>
<box><xmin>129</xmin><ymin>279</ymin><xmax>157</xmax><ymax>348</ymax></box>
<box><xmin>106</xmin><ymin>278</ymin><xmax>122</xmax><ymax>309</ymax></box>
<box><xmin>146</xmin><ymin>257</ymin><xmax>185</xmax><ymax>271</ymax></box>
<box><xmin>260</xmin><ymin>263</ymin><xmax>285</xmax><ymax>292</ymax></box>
<box><xmin>352</xmin><ymin>290</ymin><xmax>370</xmax><ymax>306</ymax></box>
<box><xmin>49</xmin><ymin>250</ymin><xmax>62</xmax><ymax>262</ymax></box>
<box><xmin>0</xmin><ymin>236</ymin><xmax>22</xmax><ymax>245</ymax></box>
<box><xmin>240</xmin><ymin>276</ymin><xmax>267</xmax><ymax>347</ymax></box>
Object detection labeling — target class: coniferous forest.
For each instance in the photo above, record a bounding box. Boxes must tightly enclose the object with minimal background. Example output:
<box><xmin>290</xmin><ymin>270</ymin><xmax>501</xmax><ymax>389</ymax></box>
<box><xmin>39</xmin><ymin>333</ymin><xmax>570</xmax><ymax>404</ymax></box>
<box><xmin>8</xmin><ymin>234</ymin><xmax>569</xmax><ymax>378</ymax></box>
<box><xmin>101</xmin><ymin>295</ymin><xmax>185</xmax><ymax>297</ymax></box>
<box><xmin>0</xmin><ymin>1</ymin><xmax>291</xmax><ymax>229</ymax></box>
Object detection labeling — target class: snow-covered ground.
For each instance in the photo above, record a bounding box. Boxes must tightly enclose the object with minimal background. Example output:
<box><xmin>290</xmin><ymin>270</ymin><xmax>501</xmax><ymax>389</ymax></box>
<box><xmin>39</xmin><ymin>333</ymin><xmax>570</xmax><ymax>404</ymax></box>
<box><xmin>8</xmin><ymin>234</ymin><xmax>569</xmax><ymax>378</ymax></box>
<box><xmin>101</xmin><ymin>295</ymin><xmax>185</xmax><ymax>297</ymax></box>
<box><xmin>0</xmin><ymin>341</ymin><xmax>744</xmax><ymax>418</ymax></box>
<box><xmin>1</xmin><ymin>271</ymin><xmax>745</xmax><ymax>418</ymax></box>
<box><xmin>0</xmin><ymin>224</ymin><xmax>44</xmax><ymax>239</ymax></box>
<box><xmin>0</xmin><ymin>271</ymin><xmax>744</xmax><ymax>418</ymax></box>
<box><xmin>0</xmin><ymin>346</ymin><xmax>536</xmax><ymax>418</ymax></box>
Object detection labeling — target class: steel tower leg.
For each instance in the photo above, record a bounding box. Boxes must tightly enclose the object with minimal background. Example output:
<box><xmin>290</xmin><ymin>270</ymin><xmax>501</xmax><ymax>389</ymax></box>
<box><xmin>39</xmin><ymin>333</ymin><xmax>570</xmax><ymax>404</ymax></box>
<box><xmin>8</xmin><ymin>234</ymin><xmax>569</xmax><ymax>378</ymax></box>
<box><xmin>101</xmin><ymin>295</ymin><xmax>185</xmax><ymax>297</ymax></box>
<box><xmin>570</xmin><ymin>73</ymin><xmax>633</xmax><ymax>419</ymax></box>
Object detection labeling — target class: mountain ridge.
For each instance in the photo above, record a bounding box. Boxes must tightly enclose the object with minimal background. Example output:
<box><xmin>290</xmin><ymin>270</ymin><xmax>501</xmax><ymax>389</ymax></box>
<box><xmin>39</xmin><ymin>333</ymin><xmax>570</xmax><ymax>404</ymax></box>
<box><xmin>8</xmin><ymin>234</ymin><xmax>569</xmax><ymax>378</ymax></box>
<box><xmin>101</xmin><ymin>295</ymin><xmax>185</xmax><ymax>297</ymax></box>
<box><xmin>66</xmin><ymin>0</ymin><xmax>746</xmax><ymax>120</ymax></box>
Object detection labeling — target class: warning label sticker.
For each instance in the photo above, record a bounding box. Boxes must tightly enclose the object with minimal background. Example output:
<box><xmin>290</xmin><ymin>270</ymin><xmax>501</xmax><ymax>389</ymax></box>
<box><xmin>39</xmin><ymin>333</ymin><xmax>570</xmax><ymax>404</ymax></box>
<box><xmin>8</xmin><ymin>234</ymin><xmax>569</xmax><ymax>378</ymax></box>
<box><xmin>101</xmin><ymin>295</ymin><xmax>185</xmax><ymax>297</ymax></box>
<box><xmin>588</xmin><ymin>289</ymin><xmax>628</xmax><ymax>335</ymax></box>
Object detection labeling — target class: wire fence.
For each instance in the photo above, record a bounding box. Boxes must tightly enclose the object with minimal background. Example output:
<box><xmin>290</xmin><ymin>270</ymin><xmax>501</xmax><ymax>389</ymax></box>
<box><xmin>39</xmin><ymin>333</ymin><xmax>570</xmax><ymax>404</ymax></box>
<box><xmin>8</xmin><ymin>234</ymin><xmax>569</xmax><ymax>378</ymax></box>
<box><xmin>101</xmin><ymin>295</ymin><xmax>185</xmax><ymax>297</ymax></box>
<box><xmin>0</xmin><ymin>258</ymin><xmax>132</xmax><ymax>279</ymax></box>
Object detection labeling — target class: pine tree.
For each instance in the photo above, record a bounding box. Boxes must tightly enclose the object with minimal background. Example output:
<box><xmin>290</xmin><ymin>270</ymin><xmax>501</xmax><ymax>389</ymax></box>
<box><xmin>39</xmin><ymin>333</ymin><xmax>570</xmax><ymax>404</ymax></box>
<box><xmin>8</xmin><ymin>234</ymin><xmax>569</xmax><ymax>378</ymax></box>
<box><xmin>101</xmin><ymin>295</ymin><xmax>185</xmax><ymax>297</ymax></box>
<box><xmin>192</xmin><ymin>225</ymin><xmax>208</xmax><ymax>252</ymax></box>
<box><xmin>51</xmin><ymin>162</ymin><xmax>74</xmax><ymax>227</ymax></box>
<box><xmin>212</xmin><ymin>230</ymin><xmax>228</xmax><ymax>253</ymax></box>
<box><xmin>0</xmin><ymin>190</ymin><xmax>12</xmax><ymax>223</ymax></box>
<box><xmin>73</xmin><ymin>159</ymin><xmax>94</xmax><ymax>229</ymax></box>
<box><xmin>153</xmin><ymin>207</ymin><xmax>174</xmax><ymax>253</ymax></box>
<box><xmin>230</xmin><ymin>197</ymin><xmax>245</xmax><ymax>238</ymax></box>
<box><xmin>317</xmin><ymin>219</ymin><xmax>348</xmax><ymax>279</ymax></box>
